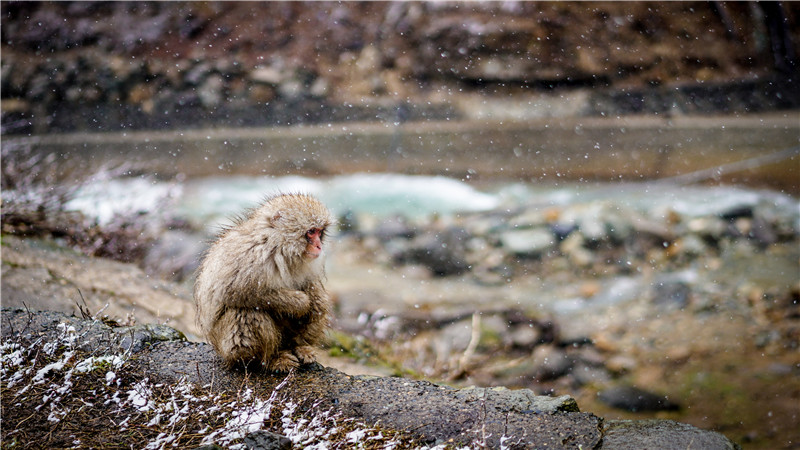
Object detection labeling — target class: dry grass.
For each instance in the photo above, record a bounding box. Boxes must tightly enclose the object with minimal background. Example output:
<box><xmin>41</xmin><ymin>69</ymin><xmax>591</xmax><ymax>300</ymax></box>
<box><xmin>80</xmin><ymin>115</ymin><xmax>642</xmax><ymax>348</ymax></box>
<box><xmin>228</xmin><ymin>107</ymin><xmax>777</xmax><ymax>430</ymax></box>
<box><xmin>0</xmin><ymin>314</ymin><xmax>433</xmax><ymax>449</ymax></box>
<box><xmin>1</xmin><ymin>141</ymin><xmax>156</xmax><ymax>264</ymax></box>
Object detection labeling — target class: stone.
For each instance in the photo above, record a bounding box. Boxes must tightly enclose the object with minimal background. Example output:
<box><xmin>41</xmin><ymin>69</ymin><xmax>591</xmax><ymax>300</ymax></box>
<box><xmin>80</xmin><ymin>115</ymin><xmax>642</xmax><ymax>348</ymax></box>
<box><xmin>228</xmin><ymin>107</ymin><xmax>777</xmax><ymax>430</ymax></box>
<box><xmin>198</xmin><ymin>74</ymin><xmax>225</xmax><ymax>108</ymax></box>
<box><xmin>243</xmin><ymin>431</ymin><xmax>292</xmax><ymax>450</ymax></box>
<box><xmin>605</xmin><ymin>355</ymin><xmax>638</xmax><ymax>374</ymax></box>
<box><xmin>499</xmin><ymin>228</ymin><xmax>555</xmax><ymax>256</ymax></box>
<box><xmin>560</xmin><ymin>232</ymin><xmax>594</xmax><ymax>266</ymax></box>
<box><xmin>249</xmin><ymin>66</ymin><xmax>284</xmax><ymax>85</ymax></box>
<box><xmin>602</xmin><ymin>419</ymin><xmax>740</xmax><ymax>450</ymax></box>
<box><xmin>597</xmin><ymin>385</ymin><xmax>680</xmax><ymax>412</ymax></box>
<box><xmin>396</xmin><ymin>228</ymin><xmax>471</xmax><ymax>276</ymax></box>
<box><xmin>651</xmin><ymin>280</ymin><xmax>691</xmax><ymax>309</ymax></box>
<box><xmin>143</xmin><ymin>230</ymin><xmax>207</xmax><ymax>282</ymax></box>
<box><xmin>529</xmin><ymin>344</ymin><xmax>573</xmax><ymax>381</ymax></box>
<box><xmin>374</xmin><ymin>215</ymin><xmax>416</xmax><ymax>240</ymax></box>
<box><xmin>2</xmin><ymin>308</ymin><xmax>603</xmax><ymax>450</ymax></box>
<box><xmin>508</xmin><ymin>324</ymin><xmax>541</xmax><ymax>348</ymax></box>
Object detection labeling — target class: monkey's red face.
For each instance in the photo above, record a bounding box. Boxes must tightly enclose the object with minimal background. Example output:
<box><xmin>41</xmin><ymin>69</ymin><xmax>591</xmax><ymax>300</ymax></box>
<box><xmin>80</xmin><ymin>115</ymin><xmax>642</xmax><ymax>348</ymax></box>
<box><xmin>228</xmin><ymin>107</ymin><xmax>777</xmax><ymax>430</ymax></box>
<box><xmin>305</xmin><ymin>228</ymin><xmax>324</xmax><ymax>259</ymax></box>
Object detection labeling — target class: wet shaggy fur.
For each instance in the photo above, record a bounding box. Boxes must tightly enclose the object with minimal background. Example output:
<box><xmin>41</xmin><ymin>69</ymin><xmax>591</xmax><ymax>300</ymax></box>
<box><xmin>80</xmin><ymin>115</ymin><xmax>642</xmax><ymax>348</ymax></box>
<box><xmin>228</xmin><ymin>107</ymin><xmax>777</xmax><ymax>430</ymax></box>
<box><xmin>194</xmin><ymin>193</ymin><xmax>334</xmax><ymax>372</ymax></box>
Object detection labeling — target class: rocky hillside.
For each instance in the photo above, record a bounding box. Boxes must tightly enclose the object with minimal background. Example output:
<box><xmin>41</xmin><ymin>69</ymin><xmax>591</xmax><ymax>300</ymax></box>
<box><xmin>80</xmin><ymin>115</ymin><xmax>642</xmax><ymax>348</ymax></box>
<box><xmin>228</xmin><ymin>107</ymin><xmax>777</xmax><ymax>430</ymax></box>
<box><xmin>2</xmin><ymin>1</ymin><xmax>798</xmax><ymax>133</ymax></box>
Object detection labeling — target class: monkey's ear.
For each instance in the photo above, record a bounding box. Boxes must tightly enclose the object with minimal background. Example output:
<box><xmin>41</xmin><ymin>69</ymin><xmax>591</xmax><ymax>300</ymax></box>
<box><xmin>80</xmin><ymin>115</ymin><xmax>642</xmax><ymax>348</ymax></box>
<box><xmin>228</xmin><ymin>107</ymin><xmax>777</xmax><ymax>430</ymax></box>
<box><xmin>267</xmin><ymin>211</ymin><xmax>282</xmax><ymax>225</ymax></box>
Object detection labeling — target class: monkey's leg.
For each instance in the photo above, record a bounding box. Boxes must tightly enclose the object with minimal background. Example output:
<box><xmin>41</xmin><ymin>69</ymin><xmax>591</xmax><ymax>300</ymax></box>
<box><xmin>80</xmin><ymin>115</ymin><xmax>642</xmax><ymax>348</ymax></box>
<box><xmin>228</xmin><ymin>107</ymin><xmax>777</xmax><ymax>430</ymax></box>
<box><xmin>267</xmin><ymin>350</ymin><xmax>300</xmax><ymax>373</ymax></box>
<box><xmin>292</xmin><ymin>285</ymin><xmax>332</xmax><ymax>365</ymax></box>
<box><xmin>208</xmin><ymin>308</ymin><xmax>280</xmax><ymax>368</ymax></box>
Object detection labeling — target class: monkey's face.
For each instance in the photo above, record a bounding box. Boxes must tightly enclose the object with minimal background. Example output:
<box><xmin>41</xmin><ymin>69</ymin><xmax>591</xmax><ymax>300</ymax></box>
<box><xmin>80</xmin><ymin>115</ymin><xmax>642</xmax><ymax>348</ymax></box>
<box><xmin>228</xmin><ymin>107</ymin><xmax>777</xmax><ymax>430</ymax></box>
<box><xmin>305</xmin><ymin>227</ymin><xmax>325</xmax><ymax>259</ymax></box>
<box><xmin>259</xmin><ymin>193</ymin><xmax>333</xmax><ymax>262</ymax></box>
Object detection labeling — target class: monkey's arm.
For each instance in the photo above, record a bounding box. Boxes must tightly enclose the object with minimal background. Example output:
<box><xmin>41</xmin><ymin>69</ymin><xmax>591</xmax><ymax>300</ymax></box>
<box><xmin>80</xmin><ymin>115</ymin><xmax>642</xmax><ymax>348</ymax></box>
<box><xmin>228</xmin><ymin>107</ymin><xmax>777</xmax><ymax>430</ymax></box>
<box><xmin>260</xmin><ymin>288</ymin><xmax>312</xmax><ymax>317</ymax></box>
<box><xmin>303</xmin><ymin>280</ymin><xmax>331</xmax><ymax>317</ymax></box>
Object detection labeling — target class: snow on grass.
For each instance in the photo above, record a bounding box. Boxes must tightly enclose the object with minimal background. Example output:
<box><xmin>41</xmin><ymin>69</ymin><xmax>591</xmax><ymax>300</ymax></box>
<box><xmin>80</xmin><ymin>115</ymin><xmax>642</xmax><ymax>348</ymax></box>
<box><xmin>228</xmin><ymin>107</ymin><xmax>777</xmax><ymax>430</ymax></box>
<box><xmin>2</xmin><ymin>318</ymin><xmax>504</xmax><ymax>449</ymax></box>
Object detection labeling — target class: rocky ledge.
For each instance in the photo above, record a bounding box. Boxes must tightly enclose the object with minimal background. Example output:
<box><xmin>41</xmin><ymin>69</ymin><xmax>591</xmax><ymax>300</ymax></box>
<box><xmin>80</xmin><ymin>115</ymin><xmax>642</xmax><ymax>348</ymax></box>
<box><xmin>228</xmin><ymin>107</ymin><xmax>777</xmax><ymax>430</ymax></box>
<box><xmin>2</xmin><ymin>307</ymin><xmax>738</xmax><ymax>449</ymax></box>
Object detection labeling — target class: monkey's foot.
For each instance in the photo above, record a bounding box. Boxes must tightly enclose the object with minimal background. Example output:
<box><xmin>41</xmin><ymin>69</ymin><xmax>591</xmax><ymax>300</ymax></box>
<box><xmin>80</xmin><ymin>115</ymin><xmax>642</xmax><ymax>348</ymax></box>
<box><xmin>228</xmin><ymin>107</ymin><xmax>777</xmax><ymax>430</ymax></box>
<box><xmin>267</xmin><ymin>351</ymin><xmax>299</xmax><ymax>373</ymax></box>
<box><xmin>293</xmin><ymin>345</ymin><xmax>317</xmax><ymax>365</ymax></box>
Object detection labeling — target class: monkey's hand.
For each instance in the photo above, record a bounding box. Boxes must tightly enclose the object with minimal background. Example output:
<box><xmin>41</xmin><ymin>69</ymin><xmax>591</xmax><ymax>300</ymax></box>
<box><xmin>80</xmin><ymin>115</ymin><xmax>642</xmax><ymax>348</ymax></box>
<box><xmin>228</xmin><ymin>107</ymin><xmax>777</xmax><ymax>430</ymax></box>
<box><xmin>304</xmin><ymin>281</ymin><xmax>331</xmax><ymax>317</ymax></box>
<box><xmin>262</xmin><ymin>289</ymin><xmax>312</xmax><ymax>317</ymax></box>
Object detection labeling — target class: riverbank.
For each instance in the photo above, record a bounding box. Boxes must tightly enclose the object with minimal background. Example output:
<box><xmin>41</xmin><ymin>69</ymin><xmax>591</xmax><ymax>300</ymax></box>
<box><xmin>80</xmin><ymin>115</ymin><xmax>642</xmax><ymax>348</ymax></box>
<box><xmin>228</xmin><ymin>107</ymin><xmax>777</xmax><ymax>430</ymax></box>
<box><xmin>6</xmin><ymin>112</ymin><xmax>800</xmax><ymax>195</ymax></box>
<box><xmin>3</xmin><ymin>2</ymin><xmax>799</xmax><ymax>135</ymax></box>
<box><xmin>3</xmin><ymin>175</ymin><xmax>798</xmax><ymax>447</ymax></box>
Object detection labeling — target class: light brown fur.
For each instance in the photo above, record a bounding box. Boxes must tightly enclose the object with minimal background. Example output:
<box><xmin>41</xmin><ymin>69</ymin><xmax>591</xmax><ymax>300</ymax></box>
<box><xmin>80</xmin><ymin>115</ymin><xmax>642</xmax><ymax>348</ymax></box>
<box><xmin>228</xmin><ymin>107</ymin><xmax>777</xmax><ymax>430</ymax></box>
<box><xmin>194</xmin><ymin>193</ymin><xmax>334</xmax><ymax>372</ymax></box>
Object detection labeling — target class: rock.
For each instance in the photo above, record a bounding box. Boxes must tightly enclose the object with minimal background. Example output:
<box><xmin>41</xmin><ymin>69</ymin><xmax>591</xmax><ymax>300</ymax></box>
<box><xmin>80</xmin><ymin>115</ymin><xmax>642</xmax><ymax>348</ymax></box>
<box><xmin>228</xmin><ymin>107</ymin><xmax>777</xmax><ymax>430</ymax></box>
<box><xmin>750</xmin><ymin>215</ymin><xmax>777</xmax><ymax>246</ymax></box>
<box><xmin>2</xmin><ymin>308</ymin><xmax>602</xmax><ymax>449</ymax></box>
<box><xmin>499</xmin><ymin>228</ymin><xmax>556</xmax><ymax>257</ymax></box>
<box><xmin>605</xmin><ymin>355</ymin><xmax>638</xmax><ymax>374</ymax></box>
<box><xmin>570</xmin><ymin>361</ymin><xmax>612</xmax><ymax>386</ymax></box>
<box><xmin>2</xmin><ymin>308</ymin><xmax>742</xmax><ymax>449</ymax></box>
<box><xmin>373</xmin><ymin>215</ymin><xmax>416</xmax><ymax>240</ymax></box>
<box><xmin>249</xmin><ymin>66</ymin><xmax>284</xmax><ymax>85</ymax></box>
<box><xmin>508</xmin><ymin>324</ymin><xmax>541</xmax><ymax>349</ymax></box>
<box><xmin>598</xmin><ymin>385</ymin><xmax>680</xmax><ymax>412</ymax></box>
<box><xmin>243</xmin><ymin>431</ymin><xmax>292</xmax><ymax>450</ymax></box>
<box><xmin>277</xmin><ymin>77</ymin><xmax>304</xmax><ymax>100</ymax></box>
<box><xmin>686</xmin><ymin>217</ymin><xmax>727</xmax><ymax>240</ymax></box>
<box><xmin>672</xmin><ymin>234</ymin><xmax>707</xmax><ymax>257</ymax></box>
<box><xmin>143</xmin><ymin>230</ymin><xmax>207</xmax><ymax>282</ymax></box>
<box><xmin>560</xmin><ymin>232</ymin><xmax>594</xmax><ymax>267</ymax></box>
<box><xmin>530</xmin><ymin>344</ymin><xmax>573</xmax><ymax>381</ymax></box>
<box><xmin>117</xmin><ymin>323</ymin><xmax>187</xmax><ymax>353</ymax></box>
<box><xmin>602</xmin><ymin>419</ymin><xmax>740</xmax><ymax>450</ymax></box>
<box><xmin>453</xmin><ymin>386</ymin><xmax>580</xmax><ymax>413</ymax></box>
<box><xmin>651</xmin><ymin>280</ymin><xmax>691</xmax><ymax>309</ymax></box>
<box><xmin>0</xmin><ymin>236</ymin><xmax>198</xmax><ymax>338</ymax></box>
<box><xmin>198</xmin><ymin>73</ymin><xmax>225</xmax><ymax>108</ymax></box>
<box><xmin>396</xmin><ymin>228</ymin><xmax>471</xmax><ymax>276</ymax></box>
<box><xmin>438</xmin><ymin>318</ymin><xmax>474</xmax><ymax>354</ymax></box>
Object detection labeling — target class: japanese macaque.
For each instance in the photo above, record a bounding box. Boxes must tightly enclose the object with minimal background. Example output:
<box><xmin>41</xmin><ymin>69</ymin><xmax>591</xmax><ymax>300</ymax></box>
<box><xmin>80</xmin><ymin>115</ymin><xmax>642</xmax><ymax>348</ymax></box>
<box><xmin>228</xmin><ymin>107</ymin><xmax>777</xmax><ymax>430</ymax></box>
<box><xmin>194</xmin><ymin>193</ymin><xmax>334</xmax><ymax>372</ymax></box>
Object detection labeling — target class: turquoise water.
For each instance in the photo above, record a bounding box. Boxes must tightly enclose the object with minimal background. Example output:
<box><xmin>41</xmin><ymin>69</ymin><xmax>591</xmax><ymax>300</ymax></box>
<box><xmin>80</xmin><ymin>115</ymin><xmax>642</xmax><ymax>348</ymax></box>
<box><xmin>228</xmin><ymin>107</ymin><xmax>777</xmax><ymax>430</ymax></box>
<box><xmin>65</xmin><ymin>172</ymin><xmax>799</xmax><ymax>232</ymax></box>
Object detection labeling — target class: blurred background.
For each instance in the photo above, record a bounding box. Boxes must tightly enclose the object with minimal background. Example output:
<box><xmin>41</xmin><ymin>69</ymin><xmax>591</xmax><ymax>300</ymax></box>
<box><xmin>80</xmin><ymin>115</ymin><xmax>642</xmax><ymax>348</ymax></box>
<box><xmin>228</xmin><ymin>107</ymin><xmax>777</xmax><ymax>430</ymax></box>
<box><xmin>2</xmin><ymin>2</ymin><xmax>799</xmax><ymax>449</ymax></box>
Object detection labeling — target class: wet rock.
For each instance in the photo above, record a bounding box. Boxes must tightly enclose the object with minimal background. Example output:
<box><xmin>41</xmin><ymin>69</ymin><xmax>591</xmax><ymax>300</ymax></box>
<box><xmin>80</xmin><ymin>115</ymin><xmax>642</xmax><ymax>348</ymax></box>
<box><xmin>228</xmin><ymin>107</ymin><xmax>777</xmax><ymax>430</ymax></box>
<box><xmin>499</xmin><ymin>228</ymin><xmax>556</xmax><ymax>257</ymax></box>
<box><xmin>117</xmin><ymin>323</ymin><xmax>187</xmax><ymax>353</ymax></box>
<box><xmin>243</xmin><ymin>431</ymin><xmax>292</xmax><ymax>450</ymax></box>
<box><xmin>672</xmin><ymin>234</ymin><xmax>708</xmax><ymax>257</ymax></box>
<box><xmin>143</xmin><ymin>230</ymin><xmax>206</xmax><ymax>281</ymax></box>
<box><xmin>2</xmin><ymin>308</ymin><xmax>604</xmax><ymax>449</ymax></box>
<box><xmin>570</xmin><ymin>361</ymin><xmax>612</xmax><ymax>386</ymax></box>
<box><xmin>250</xmin><ymin>66</ymin><xmax>285</xmax><ymax>85</ymax></box>
<box><xmin>560</xmin><ymin>232</ymin><xmax>594</xmax><ymax>267</ymax></box>
<box><xmin>530</xmin><ymin>345</ymin><xmax>573</xmax><ymax>381</ymax></box>
<box><xmin>602</xmin><ymin>419</ymin><xmax>740</xmax><ymax>450</ymax></box>
<box><xmin>453</xmin><ymin>386</ymin><xmax>580</xmax><ymax>413</ymax></box>
<box><xmin>0</xmin><ymin>236</ymin><xmax>198</xmax><ymax>337</ymax></box>
<box><xmin>686</xmin><ymin>217</ymin><xmax>727</xmax><ymax>241</ymax></box>
<box><xmin>395</xmin><ymin>228</ymin><xmax>470</xmax><ymax>276</ymax></box>
<box><xmin>508</xmin><ymin>324</ymin><xmax>541</xmax><ymax>349</ymax></box>
<box><xmin>598</xmin><ymin>385</ymin><xmax>680</xmax><ymax>412</ymax></box>
<box><xmin>438</xmin><ymin>318</ymin><xmax>474</xmax><ymax>353</ymax></box>
<box><xmin>749</xmin><ymin>215</ymin><xmax>778</xmax><ymax>246</ymax></box>
<box><xmin>198</xmin><ymin>74</ymin><xmax>225</xmax><ymax>108</ymax></box>
<box><xmin>651</xmin><ymin>280</ymin><xmax>691</xmax><ymax>309</ymax></box>
<box><xmin>604</xmin><ymin>355</ymin><xmax>638</xmax><ymax>374</ymax></box>
<box><xmin>184</xmin><ymin>62</ymin><xmax>212</xmax><ymax>86</ymax></box>
<box><xmin>373</xmin><ymin>215</ymin><xmax>416</xmax><ymax>240</ymax></box>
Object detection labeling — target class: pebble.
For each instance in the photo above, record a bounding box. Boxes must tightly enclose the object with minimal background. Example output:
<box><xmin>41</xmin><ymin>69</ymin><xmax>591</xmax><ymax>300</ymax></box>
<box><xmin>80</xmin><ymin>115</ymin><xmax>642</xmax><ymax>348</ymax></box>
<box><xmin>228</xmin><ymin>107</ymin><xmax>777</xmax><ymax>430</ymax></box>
<box><xmin>597</xmin><ymin>385</ymin><xmax>680</xmax><ymax>412</ymax></box>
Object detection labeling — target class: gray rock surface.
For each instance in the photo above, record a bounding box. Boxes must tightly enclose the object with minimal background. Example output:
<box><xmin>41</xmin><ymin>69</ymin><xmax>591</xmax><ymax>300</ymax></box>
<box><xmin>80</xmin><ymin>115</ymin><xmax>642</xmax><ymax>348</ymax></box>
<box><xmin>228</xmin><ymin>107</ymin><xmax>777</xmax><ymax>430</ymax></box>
<box><xmin>1</xmin><ymin>235</ymin><xmax>198</xmax><ymax>337</ymax></box>
<box><xmin>1</xmin><ymin>307</ymin><xmax>740</xmax><ymax>449</ymax></box>
<box><xmin>602</xmin><ymin>419</ymin><xmax>741</xmax><ymax>450</ymax></box>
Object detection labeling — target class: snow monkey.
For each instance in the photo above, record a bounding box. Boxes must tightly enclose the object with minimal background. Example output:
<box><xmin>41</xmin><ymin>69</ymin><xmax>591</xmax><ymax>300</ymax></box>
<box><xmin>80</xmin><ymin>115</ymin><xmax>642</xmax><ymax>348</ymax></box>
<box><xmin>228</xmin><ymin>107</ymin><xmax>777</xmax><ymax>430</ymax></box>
<box><xmin>195</xmin><ymin>193</ymin><xmax>334</xmax><ymax>372</ymax></box>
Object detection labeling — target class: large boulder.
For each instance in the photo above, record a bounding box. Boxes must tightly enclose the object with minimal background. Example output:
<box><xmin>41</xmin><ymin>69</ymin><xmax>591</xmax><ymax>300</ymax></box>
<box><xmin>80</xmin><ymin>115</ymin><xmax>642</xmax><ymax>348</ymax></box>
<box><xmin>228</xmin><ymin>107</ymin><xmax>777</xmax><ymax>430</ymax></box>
<box><xmin>1</xmin><ymin>308</ymin><xmax>740</xmax><ymax>449</ymax></box>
